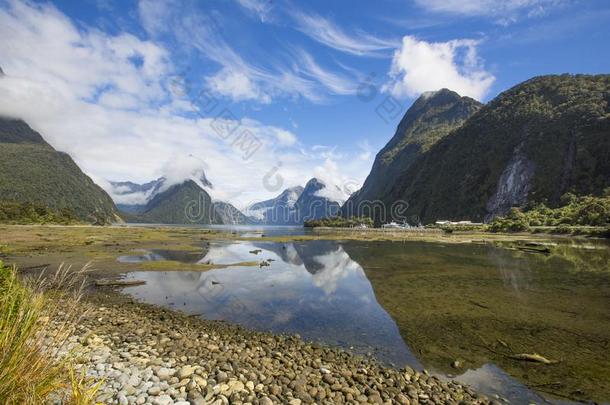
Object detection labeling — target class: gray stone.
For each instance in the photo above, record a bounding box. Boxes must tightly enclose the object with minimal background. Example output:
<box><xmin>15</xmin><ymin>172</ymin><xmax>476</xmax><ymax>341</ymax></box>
<box><xmin>156</xmin><ymin>367</ymin><xmax>174</xmax><ymax>381</ymax></box>
<box><xmin>260</xmin><ymin>397</ymin><xmax>273</xmax><ymax>405</ymax></box>
<box><xmin>177</xmin><ymin>365</ymin><xmax>195</xmax><ymax>380</ymax></box>
<box><xmin>152</xmin><ymin>394</ymin><xmax>173</xmax><ymax>405</ymax></box>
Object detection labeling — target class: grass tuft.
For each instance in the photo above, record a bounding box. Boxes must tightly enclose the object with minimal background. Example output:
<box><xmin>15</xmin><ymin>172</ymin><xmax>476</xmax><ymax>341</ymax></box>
<box><xmin>66</xmin><ymin>364</ymin><xmax>104</xmax><ymax>405</ymax></box>
<box><xmin>0</xmin><ymin>260</ymin><xmax>98</xmax><ymax>404</ymax></box>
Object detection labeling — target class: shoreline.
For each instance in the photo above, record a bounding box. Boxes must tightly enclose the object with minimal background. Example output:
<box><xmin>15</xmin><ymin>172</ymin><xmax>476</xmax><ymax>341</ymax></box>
<box><xmin>2</xmin><ymin>222</ymin><xmax>607</xmax><ymax>244</ymax></box>
<box><xmin>244</xmin><ymin>226</ymin><xmax>608</xmax><ymax>247</ymax></box>
<box><xmin>3</xmin><ymin>224</ymin><xmax>607</xmax><ymax>403</ymax></box>
<box><xmin>59</xmin><ymin>289</ymin><xmax>492</xmax><ymax>405</ymax></box>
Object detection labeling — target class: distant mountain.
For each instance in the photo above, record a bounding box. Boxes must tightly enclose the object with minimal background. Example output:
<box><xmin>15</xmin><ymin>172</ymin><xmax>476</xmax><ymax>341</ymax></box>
<box><xmin>130</xmin><ymin>176</ymin><xmax>342</xmax><ymax>226</ymax></box>
<box><xmin>111</xmin><ymin>178</ymin><xmax>164</xmax><ymax>213</ymax></box>
<box><xmin>247</xmin><ymin>186</ymin><xmax>303</xmax><ymax>225</ymax></box>
<box><xmin>351</xmin><ymin>74</ymin><xmax>610</xmax><ymax>223</ymax></box>
<box><xmin>111</xmin><ymin>178</ymin><xmax>164</xmax><ymax>195</ymax></box>
<box><xmin>125</xmin><ymin>180</ymin><xmax>222</xmax><ymax>224</ymax></box>
<box><xmin>0</xmin><ymin>117</ymin><xmax>121</xmax><ymax>224</ymax></box>
<box><xmin>116</xmin><ymin>203</ymin><xmax>145</xmax><ymax>214</ymax></box>
<box><xmin>248</xmin><ymin>179</ymin><xmax>342</xmax><ymax>225</ymax></box>
<box><xmin>114</xmin><ymin>178</ymin><xmax>255</xmax><ymax>225</ymax></box>
<box><xmin>294</xmin><ymin>178</ymin><xmax>341</xmax><ymax>223</ymax></box>
<box><xmin>212</xmin><ymin>201</ymin><xmax>257</xmax><ymax>225</ymax></box>
<box><xmin>344</xmin><ymin>89</ymin><xmax>482</xmax><ymax>216</ymax></box>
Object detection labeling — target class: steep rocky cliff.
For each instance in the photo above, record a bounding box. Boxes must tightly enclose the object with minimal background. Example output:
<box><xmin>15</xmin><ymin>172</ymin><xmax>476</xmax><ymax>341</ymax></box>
<box><xmin>344</xmin><ymin>89</ymin><xmax>482</xmax><ymax>215</ymax></box>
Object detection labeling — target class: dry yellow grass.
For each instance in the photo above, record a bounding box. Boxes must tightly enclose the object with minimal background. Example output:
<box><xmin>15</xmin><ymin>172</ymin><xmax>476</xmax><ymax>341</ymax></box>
<box><xmin>0</xmin><ymin>261</ymin><xmax>99</xmax><ymax>404</ymax></box>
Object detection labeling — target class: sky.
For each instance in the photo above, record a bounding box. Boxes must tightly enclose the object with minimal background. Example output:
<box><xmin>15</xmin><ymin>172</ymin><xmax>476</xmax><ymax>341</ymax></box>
<box><xmin>0</xmin><ymin>0</ymin><xmax>608</xmax><ymax>208</ymax></box>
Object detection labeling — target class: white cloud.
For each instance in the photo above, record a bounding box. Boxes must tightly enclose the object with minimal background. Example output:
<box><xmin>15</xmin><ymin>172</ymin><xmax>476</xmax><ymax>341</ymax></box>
<box><xmin>98</xmin><ymin>90</ymin><xmax>140</xmax><ymax>110</ymax></box>
<box><xmin>138</xmin><ymin>0</ymin><xmax>173</xmax><ymax>36</ymax></box>
<box><xmin>295</xmin><ymin>50</ymin><xmax>356</xmax><ymax>95</ymax></box>
<box><xmin>138</xmin><ymin>1</ymin><xmax>354</xmax><ymax>104</ymax></box>
<box><xmin>179</xmin><ymin>12</ymin><xmax>322</xmax><ymax>103</ymax></box>
<box><xmin>235</xmin><ymin>0</ymin><xmax>274</xmax><ymax>22</ymax></box>
<box><xmin>0</xmin><ymin>0</ymin><xmax>372</xmax><ymax>209</ymax></box>
<box><xmin>290</xmin><ymin>10</ymin><xmax>399</xmax><ymax>57</ymax></box>
<box><xmin>311</xmin><ymin>145</ymin><xmax>342</xmax><ymax>161</ymax></box>
<box><xmin>311</xmin><ymin>245</ymin><xmax>362</xmax><ymax>295</ymax></box>
<box><xmin>156</xmin><ymin>154</ymin><xmax>212</xmax><ymax>192</ymax></box>
<box><xmin>357</xmin><ymin>140</ymin><xmax>373</xmax><ymax>161</ymax></box>
<box><xmin>313</xmin><ymin>159</ymin><xmax>361</xmax><ymax>204</ymax></box>
<box><xmin>108</xmin><ymin>186</ymin><xmax>156</xmax><ymax>205</ymax></box>
<box><xmin>206</xmin><ymin>68</ymin><xmax>270</xmax><ymax>103</ymax></box>
<box><xmin>415</xmin><ymin>0</ymin><xmax>567</xmax><ymax>22</ymax></box>
<box><xmin>0</xmin><ymin>1</ymin><xmax>169</xmax><ymax>105</ymax></box>
<box><xmin>271</xmin><ymin>128</ymin><xmax>298</xmax><ymax>146</ymax></box>
<box><xmin>384</xmin><ymin>36</ymin><xmax>495</xmax><ymax>100</ymax></box>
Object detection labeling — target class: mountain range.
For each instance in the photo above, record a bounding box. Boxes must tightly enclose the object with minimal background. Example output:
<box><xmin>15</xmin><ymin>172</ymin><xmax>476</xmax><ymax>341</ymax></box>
<box><xmin>1</xmin><ymin>74</ymin><xmax>607</xmax><ymax>226</ymax></box>
<box><xmin>114</xmin><ymin>176</ymin><xmax>343</xmax><ymax>225</ymax></box>
<box><xmin>344</xmin><ymin>74</ymin><xmax>610</xmax><ymax>224</ymax></box>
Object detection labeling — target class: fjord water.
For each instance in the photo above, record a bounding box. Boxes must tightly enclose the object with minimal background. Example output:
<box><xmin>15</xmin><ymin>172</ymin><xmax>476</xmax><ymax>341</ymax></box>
<box><xmin>120</xmin><ymin>238</ymin><xmax>610</xmax><ymax>404</ymax></box>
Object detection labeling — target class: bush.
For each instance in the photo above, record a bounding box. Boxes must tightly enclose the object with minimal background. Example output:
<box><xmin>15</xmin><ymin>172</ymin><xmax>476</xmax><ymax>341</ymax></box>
<box><xmin>304</xmin><ymin>216</ymin><xmax>374</xmax><ymax>228</ymax></box>
<box><xmin>488</xmin><ymin>208</ymin><xmax>531</xmax><ymax>233</ymax></box>
<box><xmin>488</xmin><ymin>194</ymin><xmax>609</xmax><ymax>233</ymax></box>
<box><xmin>0</xmin><ymin>201</ymin><xmax>80</xmax><ymax>225</ymax></box>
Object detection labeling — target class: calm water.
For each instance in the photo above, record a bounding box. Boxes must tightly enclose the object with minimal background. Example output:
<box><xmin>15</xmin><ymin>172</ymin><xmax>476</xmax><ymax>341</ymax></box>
<box><xmin>122</xmin><ymin>223</ymin><xmax>311</xmax><ymax>238</ymax></box>
<box><xmin>120</xmin><ymin>237</ymin><xmax>610</xmax><ymax>404</ymax></box>
<box><xmin>122</xmin><ymin>240</ymin><xmax>420</xmax><ymax>367</ymax></box>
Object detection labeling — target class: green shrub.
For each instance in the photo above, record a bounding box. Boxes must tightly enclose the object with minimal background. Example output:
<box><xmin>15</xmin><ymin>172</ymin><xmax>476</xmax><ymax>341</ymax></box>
<box><xmin>0</xmin><ymin>201</ymin><xmax>80</xmax><ymax>225</ymax></box>
<box><xmin>489</xmin><ymin>194</ymin><xmax>609</xmax><ymax>233</ymax></box>
<box><xmin>304</xmin><ymin>216</ymin><xmax>374</xmax><ymax>228</ymax></box>
<box><xmin>488</xmin><ymin>208</ymin><xmax>531</xmax><ymax>233</ymax></box>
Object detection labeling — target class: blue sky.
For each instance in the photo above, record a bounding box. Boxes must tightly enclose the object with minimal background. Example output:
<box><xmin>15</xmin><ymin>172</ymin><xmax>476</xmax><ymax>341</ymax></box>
<box><xmin>0</xmin><ymin>0</ymin><xmax>608</xmax><ymax>207</ymax></box>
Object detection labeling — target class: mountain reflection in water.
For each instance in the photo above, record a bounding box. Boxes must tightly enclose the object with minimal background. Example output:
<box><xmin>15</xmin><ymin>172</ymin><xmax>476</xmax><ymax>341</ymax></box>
<box><xmin>122</xmin><ymin>239</ymin><xmax>610</xmax><ymax>404</ymax></box>
<box><xmin>123</xmin><ymin>240</ymin><xmax>421</xmax><ymax>368</ymax></box>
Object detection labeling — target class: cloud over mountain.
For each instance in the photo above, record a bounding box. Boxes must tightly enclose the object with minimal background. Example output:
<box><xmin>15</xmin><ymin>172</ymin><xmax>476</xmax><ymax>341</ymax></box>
<box><xmin>385</xmin><ymin>36</ymin><xmax>495</xmax><ymax>100</ymax></box>
<box><xmin>0</xmin><ymin>0</ymin><xmax>371</xmax><ymax>208</ymax></box>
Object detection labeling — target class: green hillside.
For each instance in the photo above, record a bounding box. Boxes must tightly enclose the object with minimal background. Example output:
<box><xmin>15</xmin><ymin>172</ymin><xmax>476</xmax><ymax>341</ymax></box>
<box><xmin>361</xmin><ymin>74</ymin><xmax>610</xmax><ymax>223</ymax></box>
<box><xmin>0</xmin><ymin>118</ymin><xmax>120</xmax><ymax>224</ymax></box>
<box><xmin>130</xmin><ymin>180</ymin><xmax>222</xmax><ymax>224</ymax></box>
<box><xmin>394</xmin><ymin>75</ymin><xmax>610</xmax><ymax>221</ymax></box>
<box><xmin>345</xmin><ymin>89</ymin><xmax>482</xmax><ymax>212</ymax></box>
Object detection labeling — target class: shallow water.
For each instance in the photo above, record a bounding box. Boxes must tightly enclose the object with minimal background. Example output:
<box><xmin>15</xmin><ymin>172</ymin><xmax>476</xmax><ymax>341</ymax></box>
<box><xmin>123</xmin><ymin>241</ymin><xmax>420</xmax><ymax>367</ymax></box>
<box><xmin>123</xmin><ymin>223</ymin><xmax>311</xmax><ymax>238</ymax></box>
<box><xmin>121</xmin><ymin>238</ymin><xmax>610</xmax><ymax>404</ymax></box>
